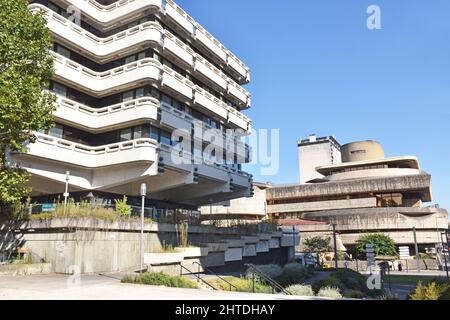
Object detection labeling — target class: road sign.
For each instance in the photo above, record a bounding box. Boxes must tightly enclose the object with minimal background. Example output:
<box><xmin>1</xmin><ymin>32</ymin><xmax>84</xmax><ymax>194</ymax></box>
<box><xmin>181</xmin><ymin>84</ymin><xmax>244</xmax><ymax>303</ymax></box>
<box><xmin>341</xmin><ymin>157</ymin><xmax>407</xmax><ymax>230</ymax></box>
<box><xmin>399</xmin><ymin>246</ymin><xmax>410</xmax><ymax>260</ymax></box>
<box><xmin>42</xmin><ymin>203</ymin><xmax>56</xmax><ymax>213</ymax></box>
<box><xmin>366</xmin><ymin>243</ymin><xmax>376</xmax><ymax>267</ymax></box>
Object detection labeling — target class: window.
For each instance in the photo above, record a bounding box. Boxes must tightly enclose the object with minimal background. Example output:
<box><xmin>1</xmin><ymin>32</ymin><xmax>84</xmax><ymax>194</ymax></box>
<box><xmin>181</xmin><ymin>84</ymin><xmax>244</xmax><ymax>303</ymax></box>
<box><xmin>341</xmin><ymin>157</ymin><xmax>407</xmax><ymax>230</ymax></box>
<box><xmin>135</xmin><ymin>88</ymin><xmax>145</xmax><ymax>98</ymax></box>
<box><xmin>160</xmin><ymin>130</ymin><xmax>171</xmax><ymax>145</ymax></box>
<box><xmin>122</xmin><ymin>91</ymin><xmax>134</xmax><ymax>102</ymax></box>
<box><xmin>54</xmin><ymin>44</ymin><xmax>71</xmax><ymax>59</ymax></box>
<box><xmin>120</xmin><ymin>128</ymin><xmax>132</xmax><ymax>141</ymax></box>
<box><xmin>48</xmin><ymin>124</ymin><xmax>63</xmax><ymax>139</ymax></box>
<box><xmin>51</xmin><ymin>83</ymin><xmax>67</xmax><ymax>97</ymax></box>
<box><xmin>150</xmin><ymin>126</ymin><xmax>159</xmax><ymax>141</ymax></box>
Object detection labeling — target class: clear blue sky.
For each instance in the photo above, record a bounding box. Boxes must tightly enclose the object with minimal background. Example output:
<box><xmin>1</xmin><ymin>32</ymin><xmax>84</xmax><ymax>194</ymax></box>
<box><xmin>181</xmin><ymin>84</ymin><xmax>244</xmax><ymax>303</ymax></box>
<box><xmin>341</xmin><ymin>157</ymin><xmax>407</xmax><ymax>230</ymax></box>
<box><xmin>177</xmin><ymin>0</ymin><xmax>450</xmax><ymax>210</ymax></box>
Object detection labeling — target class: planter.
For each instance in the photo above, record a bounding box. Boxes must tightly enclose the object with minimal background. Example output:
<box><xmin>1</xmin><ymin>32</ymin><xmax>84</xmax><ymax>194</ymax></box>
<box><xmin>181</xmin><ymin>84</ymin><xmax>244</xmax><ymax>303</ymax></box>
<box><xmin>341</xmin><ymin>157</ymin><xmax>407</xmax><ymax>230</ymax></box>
<box><xmin>143</xmin><ymin>252</ymin><xmax>185</xmax><ymax>266</ymax></box>
<box><xmin>0</xmin><ymin>263</ymin><xmax>52</xmax><ymax>276</ymax></box>
<box><xmin>177</xmin><ymin>247</ymin><xmax>209</xmax><ymax>258</ymax></box>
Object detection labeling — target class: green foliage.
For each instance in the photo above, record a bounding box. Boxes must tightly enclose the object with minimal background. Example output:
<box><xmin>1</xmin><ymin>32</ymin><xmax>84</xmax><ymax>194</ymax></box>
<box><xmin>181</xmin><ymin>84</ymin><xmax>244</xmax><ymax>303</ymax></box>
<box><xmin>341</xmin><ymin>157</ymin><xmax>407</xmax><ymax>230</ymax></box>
<box><xmin>317</xmin><ymin>286</ymin><xmax>343</xmax><ymax>298</ymax></box>
<box><xmin>275</xmin><ymin>263</ymin><xmax>314</xmax><ymax>287</ymax></box>
<box><xmin>409</xmin><ymin>281</ymin><xmax>449</xmax><ymax>300</ymax></box>
<box><xmin>312</xmin><ymin>276</ymin><xmax>345</xmax><ymax>294</ymax></box>
<box><xmin>356</xmin><ymin>233</ymin><xmax>398</xmax><ymax>258</ymax></box>
<box><xmin>121</xmin><ymin>272</ymin><xmax>198</xmax><ymax>289</ymax></box>
<box><xmin>285</xmin><ymin>284</ymin><xmax>314</xmax><ymax>296</ymax></box>
<box><xmin>208</xmin><ymin>276</ymin><xmax>273</xmax><ymax>294</ymax></box>
<box><xmin>304</xmin><ymin>236</ymin><xmax>332</xmax><ymax>253</ymax></box>
<box><xmin>245</xmin><ymin>264</ymin><xmax>283</xmax><ymax>283</ymax></box>
<box><xmin>114</xmin><ymin>195</ymin><xmax>131</xmax><ymax>216</ymax></box>
<box><xmin>344</xmin><ymin>290</ymin><xmax>366</xmax><ymax>299</ymax></box>
<box><xmin>152</xmin><ymin>245</ymin><xmax>176</xmax><ymax>253</ymax></box>
<box><xmin>0</xmin><ymin>0</ymin><xmax>56</xmax><ymax>204</ymax></box>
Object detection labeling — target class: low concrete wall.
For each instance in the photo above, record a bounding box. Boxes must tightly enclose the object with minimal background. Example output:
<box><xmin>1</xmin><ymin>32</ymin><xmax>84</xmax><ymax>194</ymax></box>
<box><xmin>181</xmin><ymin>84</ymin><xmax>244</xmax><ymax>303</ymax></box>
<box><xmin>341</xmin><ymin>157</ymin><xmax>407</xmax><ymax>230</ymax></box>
<box><xmin>0</xmin><ymin>263</ymin><xmax>51</xmax><ymax>276</ymax></box>
<box><xmin>0</xmin><ymin>217</ymin><xmax>296</xmax><ymax>274</ymax></box>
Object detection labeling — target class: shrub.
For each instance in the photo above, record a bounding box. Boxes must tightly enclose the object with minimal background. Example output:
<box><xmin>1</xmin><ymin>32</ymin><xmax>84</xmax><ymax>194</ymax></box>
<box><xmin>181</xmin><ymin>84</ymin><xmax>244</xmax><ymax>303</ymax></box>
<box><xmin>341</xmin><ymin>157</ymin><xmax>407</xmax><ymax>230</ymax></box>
<box><xmin>275</xmin><ymin>263</ymin><xmax>313</xmax><ymax>286</ymax></box>
<box><xmin>209</xmin><ymin>276</ymin><xmax>273</xmax><ymax>294</ymax></box>
<box><xmin>356</xmin><ymin>233</ymin><xmax>397</xmax><ymax>258</ymax></box>
<box><xmin>344</xmin><ymin>290</ymin><xmax>366</xmax><ymax>299</ymax></box>
<box><xmin>285</xmin><ymin>284</ymin><xmax>314</xmax><ymax>296</ymax></box>
<box><xmin>115</xmin><ymin>195</ymin><xmax>131</xmax><ymax>216</ymax></box>
<box><xmin>312</xmin><ymin>276</ymin><xmax>345</xmax><ymax>294</ymax></box>
<box><xmin>317</xmin><ymin>286</ymin><xmax>342</xmax><ymax>298</ymax></box>
<box><xmin>332</xmin><ymin>269</ymin><xmax>367</xmax><ymax>291</ymax></box>
<box><xmin>245</xmin><ymin>264</ymin><xmax>283</xmax><ymax>283</ymax></box>
<box><xmin>121</xmin><ymin>272</ymin><xmax>198</xmax><ymax>289</ymax></box>
<box><xmin>409</xmin><ymin>281</ymin><xmax>449</xmax><ymax>300</ymax></box>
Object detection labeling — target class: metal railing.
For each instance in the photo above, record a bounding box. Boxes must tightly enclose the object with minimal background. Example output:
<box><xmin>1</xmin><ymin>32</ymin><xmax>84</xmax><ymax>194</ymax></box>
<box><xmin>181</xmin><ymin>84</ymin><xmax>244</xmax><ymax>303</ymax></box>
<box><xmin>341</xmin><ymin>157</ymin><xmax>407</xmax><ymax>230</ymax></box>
<box><xmin>192</xmin><ymin>261</ymin><xmax>237</xmax><ymax>292</ymax></box>
<box><xmin>244</xmin><ymin>263</ymin><xmax>291</xmax><ymax>295</ymax></box>
<box><xmin>179</xmin><ymin>264</ymin><xmax>217</xmax><ymax>290</ymax></box>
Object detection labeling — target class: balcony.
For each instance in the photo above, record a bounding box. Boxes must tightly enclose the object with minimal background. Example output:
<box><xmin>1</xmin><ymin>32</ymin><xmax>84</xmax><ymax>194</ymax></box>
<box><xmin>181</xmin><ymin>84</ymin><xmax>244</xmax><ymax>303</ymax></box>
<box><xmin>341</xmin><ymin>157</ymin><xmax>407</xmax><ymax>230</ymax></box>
<box><xmin>33</xmin><ymin>3</ymin><xmax>251</xmax><ymax>105</ymax></box>
<box><xmin>48</xmin><ymin>0</ymin><xmax>250</xmax><ymax>84</ymax></box>
<box><xmin>54</xmin><ymin>96</ymin><xmax>159</xmax><ymax>132</ymax></box>
<box><xmin>52</xmin><ymin>52</ymin><xmax>161</xmax><ymax>95</ymax></box>
<box><xmin>62</xmin><ymin>0</ymin><xmax>163</xmax><ymax>26</ymax></box>
<box><xmin>25</xmin><ymin>133</ymin><xmax>157</xmax><ymax>168</ymax></box>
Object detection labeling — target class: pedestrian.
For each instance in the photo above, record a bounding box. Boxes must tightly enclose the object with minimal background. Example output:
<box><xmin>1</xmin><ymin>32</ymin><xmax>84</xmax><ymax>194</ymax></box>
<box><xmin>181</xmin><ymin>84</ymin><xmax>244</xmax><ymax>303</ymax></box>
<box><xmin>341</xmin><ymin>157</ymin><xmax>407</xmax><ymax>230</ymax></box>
<box><xmin>398</xmin><ymin>261</ymin><xmax>403</xmax><ymax>272</ymax></box>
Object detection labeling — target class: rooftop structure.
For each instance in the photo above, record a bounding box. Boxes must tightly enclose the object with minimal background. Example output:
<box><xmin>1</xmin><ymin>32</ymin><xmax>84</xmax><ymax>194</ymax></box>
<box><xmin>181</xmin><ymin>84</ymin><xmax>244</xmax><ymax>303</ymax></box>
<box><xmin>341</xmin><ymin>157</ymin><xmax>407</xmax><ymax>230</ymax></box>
<box><xmin>298</xmin><ymin>134</ymin><xmax>341</xmax><ymax>184</ymax></box>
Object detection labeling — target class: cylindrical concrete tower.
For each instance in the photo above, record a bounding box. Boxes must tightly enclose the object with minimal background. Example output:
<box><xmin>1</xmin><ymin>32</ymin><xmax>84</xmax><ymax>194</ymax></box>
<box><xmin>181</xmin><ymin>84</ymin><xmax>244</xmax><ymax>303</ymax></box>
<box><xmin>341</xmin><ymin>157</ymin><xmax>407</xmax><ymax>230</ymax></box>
<box><xmin>341</xmin><ymin>140</ymin><xmax>384</xmax><ymax>162</ymax></box>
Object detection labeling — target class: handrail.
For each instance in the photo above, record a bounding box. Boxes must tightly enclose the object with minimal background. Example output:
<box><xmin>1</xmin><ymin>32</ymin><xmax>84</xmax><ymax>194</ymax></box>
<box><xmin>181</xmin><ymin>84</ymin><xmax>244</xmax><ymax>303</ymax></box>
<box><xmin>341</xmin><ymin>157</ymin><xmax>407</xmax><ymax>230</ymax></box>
<box><xmin>192</xmin><ymin>261</ymin><xmax>237</xmax><ymax>292</ymax></box>
<box><xmin>179</xmin><ymin>264</ymin><xmax>217</xmax><ymax>291</ymax></box>
<box><xmin>244</xmin><ymin>263</ymin><xmax>292</xmax><ymax>295</ymax></box>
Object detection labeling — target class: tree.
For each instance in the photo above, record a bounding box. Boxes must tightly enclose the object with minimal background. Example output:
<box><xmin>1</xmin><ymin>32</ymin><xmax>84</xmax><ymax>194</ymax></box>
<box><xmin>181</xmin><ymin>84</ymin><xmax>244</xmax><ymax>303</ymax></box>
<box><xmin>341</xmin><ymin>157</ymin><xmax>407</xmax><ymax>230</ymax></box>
<box><xmin>356</xmin><ymin>233</ymin><xmax>398</xmax><ymax>258</ymax></box>
<box><xmin>304</xmin><ymin>236</ymin><xmax>332</xmax><ymax>253</ymax></box>
<box><xmin>0</xmin><ymin>0</ymin><xmax>56</xmax><ymax>204</ymax></box>
<box><xmin>304</xmin><ymin>236</ymin><xmax>332</xmax><ymax>266</ymax></box>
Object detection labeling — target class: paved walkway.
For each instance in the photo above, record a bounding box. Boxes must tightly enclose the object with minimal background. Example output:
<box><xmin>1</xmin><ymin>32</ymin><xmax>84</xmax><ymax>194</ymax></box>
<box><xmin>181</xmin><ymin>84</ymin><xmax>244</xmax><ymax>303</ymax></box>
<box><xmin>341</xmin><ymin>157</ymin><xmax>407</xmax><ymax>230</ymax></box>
<box><xmin>0</xmin><ymin>274</ymin><xmax>330</xmax><ymax>300</ymax></box>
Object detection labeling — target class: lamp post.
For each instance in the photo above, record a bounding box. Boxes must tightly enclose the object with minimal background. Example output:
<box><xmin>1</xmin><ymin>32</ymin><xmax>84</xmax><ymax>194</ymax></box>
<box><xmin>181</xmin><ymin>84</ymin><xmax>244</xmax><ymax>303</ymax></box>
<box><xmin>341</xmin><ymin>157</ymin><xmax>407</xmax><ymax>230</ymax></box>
<box><xmin>413</xmin><ymin>227</ymin><xmax>420</xmax><ymax>272</ymax></box>
<box><xmin>63</xmin><ymin>171</ymin><xmax>70</xmax><ymax>206</ymax></box>
<box><xmin>441</xmin><ymin>232</ymin><xmax>449</xmax><ymax>280</ymax></box>
<box><xmin>332</xmin><ymin>224</ymin><xmax>338</xmax><ymax>269</ymax></box>
<box><xmin>209</xmin><ymin>198</ymin><xmax>213</xmax><ymax>224</ymax></box>
<box><xmin>140</xmin><ymin>183</ymin><xmax>147</xmax><ymax>274</ymax></box>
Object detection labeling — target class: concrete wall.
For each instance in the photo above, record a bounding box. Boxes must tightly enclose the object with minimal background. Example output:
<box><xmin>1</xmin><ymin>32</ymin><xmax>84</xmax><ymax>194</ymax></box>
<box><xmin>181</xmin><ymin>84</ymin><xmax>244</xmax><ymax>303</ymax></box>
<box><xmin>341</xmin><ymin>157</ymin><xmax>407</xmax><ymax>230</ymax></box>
<box><xmin>268</xmin><ymin>197</ymin><xmax>376</xmax><ymax>214</ymax></box>
<box><xmin>0</xmin><ymin>218</ymin><xmax>297</xmax><ymax>274</ymax></box>
<box><xmin>267</xmin><ymin>174</ymin><xmax>432</xmax><ymax>202</ymax></box>
<box><xmin>199</xmin><ymin>184</ymin><xmax>267</xmax><ymax>217</ymax></box>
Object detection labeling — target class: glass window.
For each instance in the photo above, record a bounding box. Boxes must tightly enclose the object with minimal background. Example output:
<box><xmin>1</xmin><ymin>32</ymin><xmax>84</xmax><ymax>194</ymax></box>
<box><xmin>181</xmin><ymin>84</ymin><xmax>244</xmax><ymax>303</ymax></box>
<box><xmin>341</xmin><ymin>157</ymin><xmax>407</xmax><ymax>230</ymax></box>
<box><xmin>172</xmin><ymin>99</ymin><xmax>183</xmax><ymax>111</ymax></box>
<box><xmin>120</xmin><ymin>128</ymin><xmax>132</xmax><ymax>141</ymax></box>
<box><xmin>160</xmin><ymin>130</ymin><xmax>171</xmax><ymax>145</ymax></box>
<box><xmin>122</xmin><ymin>91</ymin><xmax>134</xmax><ymax>102</ymax></box>
<box><xmin>150</xmin><ymin>126</ymin><xmax>159</xmax><ymax>141</ymax></box>
<box><xmin>161</xmin><ymin>94</ymin><xmax>172</xmax><ymax>105</ymax></box>
<box><xmin>134</xmin><ymin>126</ymin><xmax>143</xmax><ymax>139</ymax></box>
<box><xmin>137</xmin><ymin>52</ymin><xmax>146</xmax><ymax>60</ymax></box>
<box><xmin>135</xmin><ymin>88</ymin><xmax>145</xmax><ymax>98</ymax></box>
<box><xmin>52</xmin><ymin>83</ymin><xmax>67</xmax><ymax>97</ymax></box>
<box><xmin>48</xmin><ymin>124</ymin><xmax>63</xmax><ymax>139</ymax></box>
<box><xmin>55</xmin><ymin>45</ymin><xmax>71</xmax><ymax>59</ymax></box>
<box><xmin>125</xmin><ymin>55</ymin><xmax>136</xmax><ymax>64</ymax></box>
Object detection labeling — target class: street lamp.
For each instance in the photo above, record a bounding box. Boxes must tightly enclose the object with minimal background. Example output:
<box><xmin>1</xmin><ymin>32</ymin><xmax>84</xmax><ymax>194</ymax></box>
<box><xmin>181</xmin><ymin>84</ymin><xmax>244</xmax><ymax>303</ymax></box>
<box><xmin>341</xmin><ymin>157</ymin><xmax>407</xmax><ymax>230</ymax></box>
<box><xmin>63</xmin><ymin>171</ymin><xmax>70</xmax><ymax>206</ymax></box>
<box><xmin>140</xmin><ymin>183</ymin><xmax>147</xmax><ymax>274</ymax></box>
<box><xmin>332</xmin><ymin>224</ymin><xmax>338</xmax><ymax>269</ymax></box>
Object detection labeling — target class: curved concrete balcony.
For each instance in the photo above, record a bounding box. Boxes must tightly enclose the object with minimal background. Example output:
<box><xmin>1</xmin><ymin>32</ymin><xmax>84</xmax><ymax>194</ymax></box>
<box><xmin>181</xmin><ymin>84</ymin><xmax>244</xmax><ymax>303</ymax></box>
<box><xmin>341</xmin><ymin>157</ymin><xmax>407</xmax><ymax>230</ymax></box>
<box><xmin>46</xmin><ymin>0</ymin><xmax>250</xmax><ymax>83</ymax></box>
<box><xmin>54</xmin><ymin>96</ymin><xmax>159</xmax><ymax>133</ymax></box>
<box><xmin>325</xmin><ymin>168</ymin><xmax>422</xmax><ymax>182</ymax></box>
<box><xmin>35</xmin><ymin>3</ymin><xmax>252</xmax><ymax>106</ymax></box>
<box><xmin>52</xmin><ymin>52</ymin><xmax>252</xmax><ymax>133</ymax></box>
<box><xmin>23</xmin><ymin>133</ymin><xmax>157</xmax><ymax>168</ymax></box>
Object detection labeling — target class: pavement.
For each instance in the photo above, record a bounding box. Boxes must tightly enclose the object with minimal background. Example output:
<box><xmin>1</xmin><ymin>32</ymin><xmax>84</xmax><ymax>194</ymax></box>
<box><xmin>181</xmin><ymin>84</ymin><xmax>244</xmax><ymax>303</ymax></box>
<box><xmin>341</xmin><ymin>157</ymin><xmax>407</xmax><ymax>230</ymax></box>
<box><xmin>0</xmin><ymin>273</ymin><xmax>330</xmax><ymax>300</ymax></box>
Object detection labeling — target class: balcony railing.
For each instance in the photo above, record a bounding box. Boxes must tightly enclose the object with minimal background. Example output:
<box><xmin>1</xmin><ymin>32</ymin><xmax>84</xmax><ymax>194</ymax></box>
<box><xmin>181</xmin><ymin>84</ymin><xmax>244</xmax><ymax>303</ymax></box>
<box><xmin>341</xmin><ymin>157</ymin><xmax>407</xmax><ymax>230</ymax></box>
<box><xmin>26</xmin><ymin>133</ymin><xmax>158</xmax><ymax>168</ymax></box>
<box><xmin>32</xmin><ymin>3</ymin><xmax>252</xmax><ymax>106</ymax></box>
<box><xmin>54</xmin><ymin>96</ymin><xmax>159</xmax><ymax>132</ymax></box>
<box><xmin>39</xmin><ymin>0</ymin><xmax>250</xmax><ymax>83</ymax></box>
<box><xmin>52</xmin><ymin>52</ymin><xmax>252</xmax><ymax>132</ymax></box>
